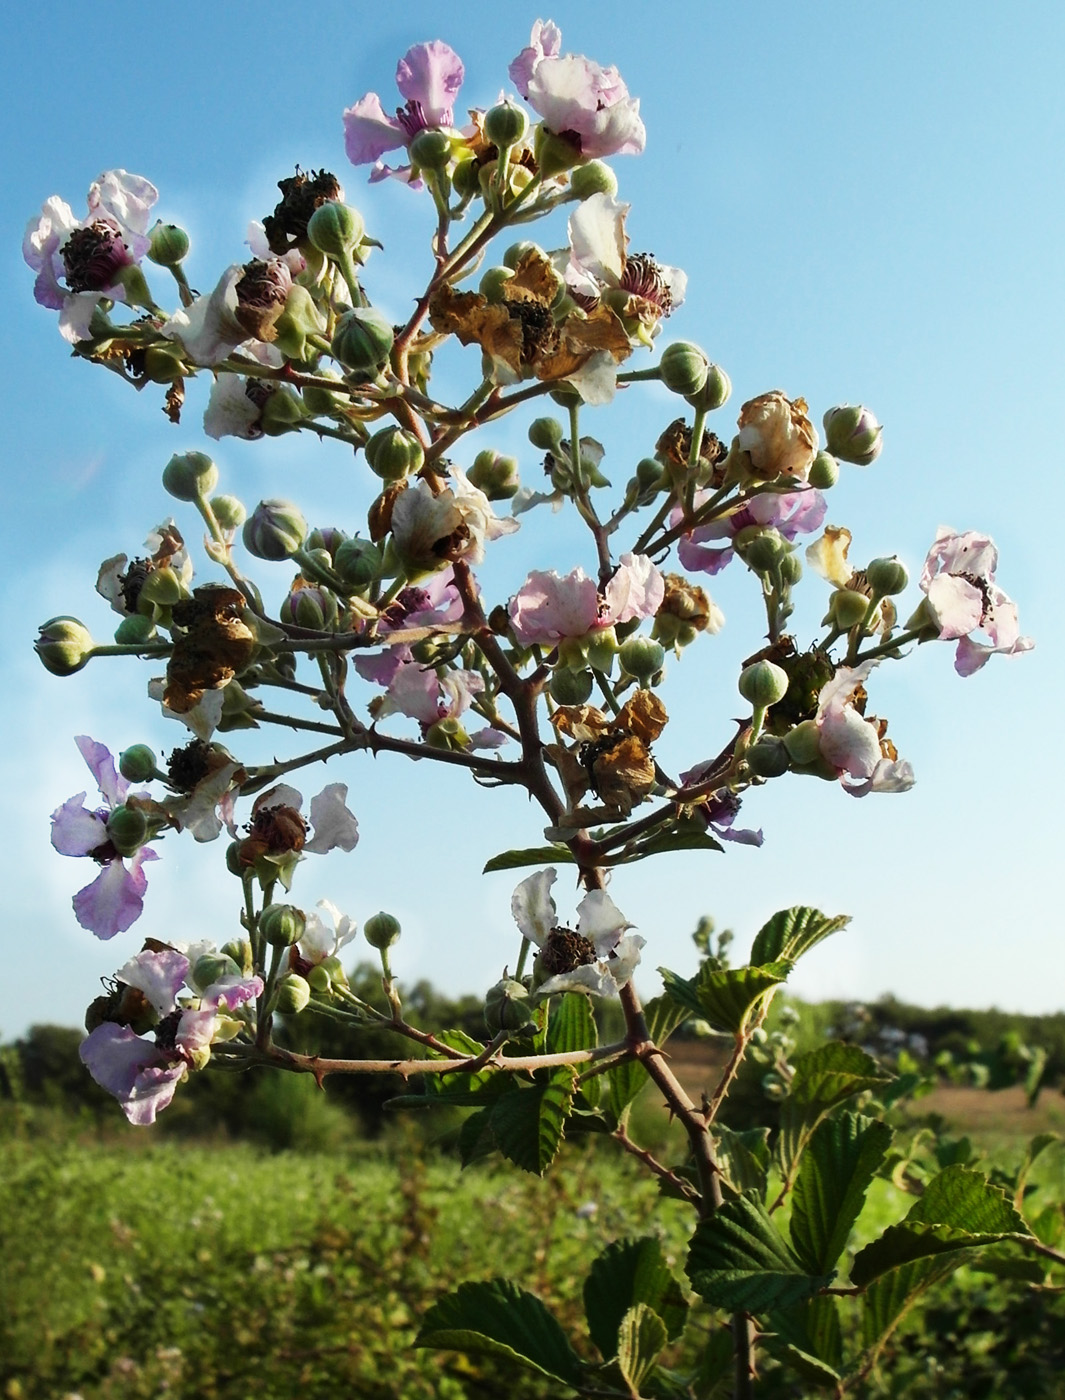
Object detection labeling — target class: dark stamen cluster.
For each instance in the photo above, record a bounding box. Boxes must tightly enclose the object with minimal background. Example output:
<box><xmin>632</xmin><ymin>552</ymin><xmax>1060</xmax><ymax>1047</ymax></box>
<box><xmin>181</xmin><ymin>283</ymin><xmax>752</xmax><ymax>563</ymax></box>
<box><xmin>119</xmin><ymin>558</ymin><xmax>154</xmax><ymax>614</ymax></box>
<box><xmin>540</xmin><ymin>926</ymin><xmax>596</xmax><ymax>976</ymax></box>
<box><xmin>262</xmin><ymin>168</ymin><xmax>343</xmax><ymax>255</ymax></box>
<box><xmin>620</xmin><ymin>253</ymin><xmax>673</xmax><ymax>315</ymax></box>
<box><xmin>168</xmin><ymin>739</ymin><xmax>213</xmax><ymax>794</ymax></box>
<box><xmin>62</xmin><ymin>221</ymin><xmax>128</xmax><ymax>292</ymax></box>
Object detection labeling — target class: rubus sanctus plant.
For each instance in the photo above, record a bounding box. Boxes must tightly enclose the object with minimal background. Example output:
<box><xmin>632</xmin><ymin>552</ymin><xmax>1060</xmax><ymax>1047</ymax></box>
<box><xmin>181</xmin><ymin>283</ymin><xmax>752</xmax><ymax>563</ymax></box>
<box><xmin>27</xmin><ymin>17</ymin><xmax>1054</xmax><ymax>1399</ymax></box>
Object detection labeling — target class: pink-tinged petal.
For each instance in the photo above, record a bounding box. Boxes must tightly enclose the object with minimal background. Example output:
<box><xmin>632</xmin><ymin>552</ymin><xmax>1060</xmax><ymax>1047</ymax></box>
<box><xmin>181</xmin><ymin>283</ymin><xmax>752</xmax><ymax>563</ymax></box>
<box><xmin>564</xmin><ymin>350</ymin><xmax>619</xmax><ymax>405</ymax></box>
<box><xmin>395</xmin><ymin>40</ymin><xmax>464</xmax><ymax>123</ymax></box>
<box><xmin>115</xmin><ymin>949</ymin><xmax>191</xmax><ymax>1016</ymax></box>
<box><xmin>72</xmin><ymin>848</ymin><xmax>157</xmax><ymax>941</ymax></box>
<box><xmin>439</xmin><ymin>668</ymin><xmax>484</xmax><ymax>721</ymax></box>
<box><xmin>166</xmin><ymin>760</ymin><xmax>243</xmax><ymax>843</ymax></box>
<box><xmin>343</xmin><ymin>93</ymin><xmax>406</xmax><ymax>167</ymax></box>
<box><xmin>57</xmin><ymin>291</ymin><xmax>106</xmax><ymax>345</ymax></box>
<box><xmin>468</xmin><ymin>726</ymin><xmax>509</xmax><ymax>749</ymax></box>
<box><xmin>509</xmin><ymin>19</ymin><xmax>562</xmax><ymax>96</ymax></box>
<box><xmin>924</xmin><ymin>574</ymin><xmax>984</xmax><ymax>640</ymax></box>
<box><xmin>257</xmin><ymin>783</ymin><xmax>303</xmax><ymax>812</ymax></box>
<box><xmin>79</xmin><ymin>1024</ymin><xmax>184</xmax><ymax>1125</ymax></box>
<box><xmin>75</xmin><ymin>735</ymin><xmax>128</xmax><ymax>807</ymax></box>
<box><xmin>203</xmin><ymin>374</ymin><xmax>264</xmax><ymax>441</ymax></box>
<box><xmin>175</xmin><ymin>1007</ymin><xmax>218</xmax><ymax>1058</ymax></box>
<box><xmin>527</xmin><ymin>56</ymin><xmax>645</xmax><ymax>158</ymax></box>
<box><xmin>374</xmin><ymin>659</ymin><xmax>445</xmax><ymax>725</ymax></box>
<box><xmin>162</xmin><ymin>264</ymin><xmax>245</xmax><ymax>367</ymax></box>
<box><xmin>51</xmin><ymin>794</ymin><xmax>108</xmax><ymax>857</ymax></box>
<box><xmin>677</xmin><ymin>536</ymin><xmax>735</xmax><ymax>576</ymax></box>
<box><xmin>606</xmin><ymin>933</ymin><xmax>645</xmax><ymax>988</ymax></box>
<box><xmin>818</xmin><ymin>706</ymin><xmax>882</xmax><ymax>779</ymax></box>
<box><xmin>954</xmin><ymin>632</ymin><xmax>1035</xmax><ymax>677</ymax></box>
<box><xmin>509</xmin><ymin>568</ymin><xmax>599</xmax><ymax>645</ymax></box>
<box><xmin>575</xmin><ymin>888</ymin><xmax>631</xmax><ymax>957</ymax></box>
<box><xmin>511</xmin><ymin>868</ymin><xmax>557</xmax><ymax>948</ymax></box>
<box><xmin>354</xmin><ymin>646</ymin><xmax>410</xmax><ymax>687</ymax></box>
<box><xmin>748</xmin><ymin>488</ymin><xmax>827</xmax><ymax>538</ymax></box>
<box><xmin>87</xmin><ymin>170</ymin><xmax>159</xmax><ymax>241</ymax></box>
<box><xmin>201</xmin><ymin>974</ymin><xmax>264</xmax><ymax>1011</ymax></box>
<box><xmin>603</xmin><ymin>553</ymin><xmax>664</xmax><ymax>625</ymax></box>
<box><xmin>568</xmin><ymin>193</ymin><xmax>628</xmax><ymax>286</ymax></box>
<box><xmin>920</xmin><ymin>527</ymin><xmax>998</xmax><ymax>590</ymax></box>
<box><xmin>537</xmin><ymin>962</ymin><xmax>618</xmax><ymax>998</ymax></box>
<box><xmin>304</xmin><ymin>783</ymin><xmax>359</xmax><ymax>855</ymax></box>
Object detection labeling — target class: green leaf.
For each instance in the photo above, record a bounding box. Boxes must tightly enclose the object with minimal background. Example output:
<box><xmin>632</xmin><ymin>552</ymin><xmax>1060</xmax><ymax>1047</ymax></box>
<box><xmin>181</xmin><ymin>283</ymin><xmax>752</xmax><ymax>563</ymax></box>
<box><xmin>687</xmin><ymin>1195</ymin><xmax>832</xmax><ymax>1311</ymax></box>
<box><xmin>415</xmin><ymin>1279</ymin><xmax>582</xmax><ymax>1385</ymax></box>
<box><xmin>749</xmin><ymin>906</ymin><xmax>850</xmax><ymax>967</ymax></box>
<box><xmin>547</xmin><ymin>993</ymin><xmax>598</xmax><ymax>1055</ymax></box>
<box><xmin>616</xmin><ymin>1303</ymin><xmax>669</xmax><ymax>1392</ymax></box>
<box><xmin>860</xmin><ymin>1253</ymin><xmax>960</xmax><ymax>1355</ymax></box>
<box><xmin>457</xmin><ymin>1107</ymin><xmax>497</xmax><ymax>1167</ymax></box>
<box><xmin>713</xmin><ymin>1125</ymin><xmax>772</xmax><ymax>1201</ymax></box>
<box><xmin>779</xmin><ymin>1043</ymin><xmax>893</xmax><ymax>1178</ymax></box>
<box><xmin>489</xmin><ymin>1067</ymin><xmax>577</xmax><ymax>1175</ymax></box>
<box><xmin>584</xmin><ymin>1237</ymin><xmax>689</xmax><ymax>1361</ymax></box>
<box><xmin>790</xmin><ymin>1113</ymin><xmax>893</xmax><ymax>1274</ymax></box>
<box><xmin>658</xmin><ymin>961</ymin><xmax>791</xmax><ymax>1034</ymax></box>
<box><xmin>483</xmin><ymin>845</ymin><xmax>577</xmax><ymax>874</ymax></box>
<box><xmin>608</xmin><ymin>827</ymin><xmax>724</xmax><ymax>865</ymax></box>
<box><xmin>604</xmin><ymin>994</ymin><xmax>688</xmax><ymax>1123</ymax></box>
<box><xmin>769</xmin><ymin>1295</ymin><xmax>843</xmax><ymax>1375</ymax></box>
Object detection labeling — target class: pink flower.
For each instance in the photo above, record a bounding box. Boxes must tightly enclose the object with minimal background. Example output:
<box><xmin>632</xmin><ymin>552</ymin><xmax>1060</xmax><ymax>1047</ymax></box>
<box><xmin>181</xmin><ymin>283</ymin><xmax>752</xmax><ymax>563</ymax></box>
<box><xmin>918</xmin><ymin>527</ymin><xmax>1034</xmax><ymax>676</ymax></box>
<box><xmin>24</xmin><ymin>170</ymin><xmax>158</xmax><ymax>343</ymax></box>
<box><xmin>355</xmin><ymin>647</ymin><xmax>506</xmax><ymax>750</ymax></box>
<box><xmin>509</xmin><ymin>552</ymin><xmax>663</xmax><ymax>645</ymax></box>
<box><xmin>509</xmin><ymin>21</ymin><xmax>645</xmax><ymax>159</ymax></box>
<box><xmin>343</xmin><ymin>40</ymin><xmax>465</xmax><ymax>184</ymax></box>
<box><xmin>814</xmin><ymin>662</ymin><xmax>915</xmax><ymax>797</ymax></box>
<box><xmin>50</xmin><ymin>737</ymin><xmax>159</xmax><ymax>940</ymax></box>
<box><xmin>677</xmin><ymin>489</ymin><xmax>827</xmax><ymax>576</ymax></box>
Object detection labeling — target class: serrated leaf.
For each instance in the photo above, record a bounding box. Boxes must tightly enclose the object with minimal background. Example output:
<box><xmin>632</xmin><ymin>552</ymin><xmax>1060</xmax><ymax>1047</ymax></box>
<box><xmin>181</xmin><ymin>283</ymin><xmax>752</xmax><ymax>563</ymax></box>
<box><xmin>457</xmin><ymin>1107</ymin><xmax>497</xmax><ymax>1167</ymax></box>
<box><xmin>547</xmin><ymin>993</ymin><xmax>598</xmax><ymax>1055</ymax></box>
<box><xmin>609</xmin><ymin>827</ymin><xmax>724</xmax><ymax>864</ymax></box>
<box><xmin>779</xmin><ymin>1043</ymin><xmax>893</xmax><ymax>1178</ymax></box>
<box><xmin>415</xmin><ymin>1279</ymin><xmax>582</xmax><ymax>1385</ymax></box>
<box><xmin>972</xmin><ymin>1255</ymin><xmax>1047</xmax><ymax>1283</ymax></box>
<box><xmin>769</xmin><ymin>1295</ymin><xmax>843</xmax><ymax>1373</ymax></box>
<box><xmin>749</xmin><ymin>906</ymin><xmax>850</xmax><ymax>967</ymax></box>
<box><xmin>860</xmin><ymin>1253</ymin><xmax>959</xmax><ymax>1355</ymax></box>
<box><xmin>385</xmin><ymin>1070</ymin><xmax>515</xmax><ymax>1111</ymax></box>
<box><xmin>483</xmin><ymin>844</ymin><xmax>577</xmax><ymax>874</ymax></box>
<box><xmin>659</xmin><ymin>961</ymin><xmax>791</xmax><ymax>1034</ymax></box>
<box><xmin>584</xmin><ymin>1237</ymin><xmax>689</xmax><ymax>1361</ymax></box>
<box><xmin>605</xmin><ymin>994</ymin><xmax>689</xmax><ymax>1123</ymax></box>
<box><xmin>687</xmin><ymin>1195</ymin><xmax>832</xmax><ymax>1311</ymax></box>
<box><xmin>616</xmin><ymin>1303</ymin><xmax>669</xmax><ymax>1391</ymax></box>
<box><xmin>713</xmin><ymin>1125</ymin><xmax>772</xmax><ymax>1201</ymax></box>
<box><xmin>851</xmin><ymin>1220</ymin><xmax>1012</xmax><ymax>1289</ymax></box>
<box><xmin>489</xmin><ymin>1067</ymin><xmax>576</xmax><ymax>1175</ymax></box>
<box><xmin>790</xmin><ymin>1114</ymin><xmax>893</xmax><ymax>1274</ymax></box>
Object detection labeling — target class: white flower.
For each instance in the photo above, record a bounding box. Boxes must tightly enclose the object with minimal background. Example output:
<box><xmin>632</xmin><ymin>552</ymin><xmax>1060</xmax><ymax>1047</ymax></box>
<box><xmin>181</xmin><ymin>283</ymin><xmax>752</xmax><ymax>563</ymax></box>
<box><xmin>510</xmin><ymin>868</ymin><xmax>644</xmax><ymax>997</ymax></box>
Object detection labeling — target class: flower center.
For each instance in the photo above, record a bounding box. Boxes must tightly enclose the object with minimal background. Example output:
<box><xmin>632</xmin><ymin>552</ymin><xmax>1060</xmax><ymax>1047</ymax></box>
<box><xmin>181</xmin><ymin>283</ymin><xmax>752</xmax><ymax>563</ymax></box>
<box><xmin>394</xmin><ymin>100</ymin><xmax>450</xmax><ymax>139</ymax></box>
<box><xmin>167</xmin><ymin>739</ymin><xmax>213</xmax><ymax>794</ymax></box>
<box><xmin>62</xmin><ymin>221</ymin><xmax>130</xmax><ymax>292</ymax></box>
<box><xmin>262</xmin><ymin>167</ymin><xmax>344</xmax><ymax>254</ymax></box>
<box><xmin>958</xmin><ymin>570</ymin><xmax>993</xmax><ymax>624</ymax></box>
<box><xmin>540</xmin><ymin>926</ymin><xmax>597</xmax><ymax>976</ymax></box>
<box><xmin>619</xmin><ymin>253</ymin><xmax>673</xmax><ymax>316</ymax></box>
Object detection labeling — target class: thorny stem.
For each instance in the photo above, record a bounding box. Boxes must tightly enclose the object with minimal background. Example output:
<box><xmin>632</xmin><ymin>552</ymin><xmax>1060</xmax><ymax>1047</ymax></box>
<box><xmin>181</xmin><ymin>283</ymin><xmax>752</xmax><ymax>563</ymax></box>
<box><xmin>613</xmin><ymin>1123</ymin><xmax>701</xmax><ymax>1205</ymax></box>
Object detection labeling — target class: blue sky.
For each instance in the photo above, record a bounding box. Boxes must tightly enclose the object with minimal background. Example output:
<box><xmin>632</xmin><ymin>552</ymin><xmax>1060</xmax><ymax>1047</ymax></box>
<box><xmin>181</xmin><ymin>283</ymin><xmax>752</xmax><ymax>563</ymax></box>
<box><xmin>2</xmin><ymin>1</ymin><xmax>1062</xmax><ymax>1039</ymax></box>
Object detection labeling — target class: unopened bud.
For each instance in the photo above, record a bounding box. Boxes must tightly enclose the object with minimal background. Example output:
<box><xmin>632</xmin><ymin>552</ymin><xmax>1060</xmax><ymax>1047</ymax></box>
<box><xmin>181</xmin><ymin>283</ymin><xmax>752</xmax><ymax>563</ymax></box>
<box><xmin>778</xmin><ymin>553</ymin><xmax>803</xmax><ymax>587</ymax></box>
<box><xmin>659</xmin><ymin>342</ymin><xmax>709</xmax><ymax>397</ymax></box>
<box><xmin>35</xmin><ymin>617</ymin><xmax>95</xmax><ymax>675</ymax></box>
<box><xmin>686</xmin><ymin>363</ymin><xmax>732</xmax><ymax>413</ymax></box>
<box><xmin>866</xmin><ymin>556</ymin><xmax>909</xmax><ymax>596</ymax></box>
<box><xmin>193</xmin><ymin>953</ymin><xmax>241</xmax><ymax>989</ymax></box>
<box><xmin>485</xmin><ymin>978</ymin><xmax>533</xmax><ymax>1034</ymax></box>
<box><xmin>147</xmin><ymin>221</ymin><xmax>190</xmax><ymax>267</ymax></box>
<box><xmin>746</xmin><ymin>736</ymin><xmax>790</xmax><ymax>778</ymax></box>
<box><xmin>503</xmin><ymin>240</ymin><xmax>544</xmax><ymax>271</ymax></box>
<box><xmin>636</xmin><ymin>457</ymin><xmax>665</xmax><ymax>491</ymax></box>
<box><xmin>619</xmin><ymin>636</ymin><xmax>665</xmax><ymax>682</ymax></box>
<box><xmin>569</xmin><ymin>161</ymin><xmax>618</xmax><ymax>199</ymax></box>
<box><xmin>106</xmin><ymin>804</ymin><xmax>149</xmax><ymax>857</ymax></box>
<box><xmin>282</xmin><ymin>585</ymin><xmax>339</xmax><ymax>631</ymax></box>
<box><xmin>737</xmin><ymin>528</ymin><xmax>789</xmax><ymax>574</ymax></box>
<box><xmin>827</xmin><ymin>589</ymin><xmax>873</xmax><ymax>630</ymax></box>
<box><xmin>162</xmin><ymin>450</ymin><xmax>218</xmax><ymax>502</ymax></box>
<box><xmin>549</xmin><ymin>667</ymin><xmax>594</xmax><ymax>705</ymax></box>
<box><xmin>364</xmin><ymin>911</ymin><xmax>401</xmax><ymax>950</ymax></box>
<box><xmin>808</xmin><ymin>450</ymin><xmax>839</xmax><ymax>489</ymax></box>
<box><xmin>468</xmin><ymin>449</ymin><xmax>520</xmax><ymax>500</ymax></box>
<box><xmin>738</xmin><ymin>660</ymin><xmax>789</xmax><ymax>708</ymax></box>
<box><xmin>242</xmin><ymin>500</ymin><xmax>307</xmax><ymax>560</ymax></box>
<box><xmin>479</xmin><ymin>266</ymin><xmax>514</xmax><ymax>303</ymax></box>
<box><xmin>822</xmin><ymin>405</ymin><xmax>883</xmax><ymax>466</ymax></box>
<box><xmin>529</xmin><ymin>416</ymin><xmax>564</xmax><ymax>452</ymax></box>
<box><xmin>114</xmin><ymin>614</ymin><xmax>156</xmax><ymax>645</ymax></box>
<box><xmin>119</xmin><ymin>745</ymin><xmax>157</xmax><ymax>783</ymax></box>
<box><xmin>211</xmin><ymin>494</ymin><xmax>247</xmax><ymax>531</ymax></box>
<box><xmin>484</xmin><ymin>100</ymin><xmax>530</xmax><ymax>149</ymax></box>
<box><xmin>331</xmin><ymin>306</ymin><xmax>394</xmax><ymax>374</ymax></box>
<box><xmin>409</xmin><ymin>128</ymin><xmax>452</xmax><ymax>170</ymax></box>
<box><xmin>334</xmin><ymin>536</ymin><xmax>383</xmax><ymax>588</ymax></box>
<box><xmin>259</xmin><ymin>903</ymin><xmax>306</xmax><ymax>948</ymax></box>
<box><xmin>782</xmin><ymin>719</ymin><xmax>822</xmax><ymax>766</ymax></box>
<box><xmin>306</xmin><ymin>201</ymin><xmax>365</xmax><ymax>257</ymax></box>
<box><xmin>260</xmin><ymin>386</ymin><xmax>308</xmax><ymax>436</ymax></box>
<box><xmin>275</xmin><ymin>973</ymin><xmax>311</xmax><ymax>1015</ymax></box>
<box><xmin>365</xmin><ymin>426</ymin><xmax>425</xmax><ymax>482</ymax></box>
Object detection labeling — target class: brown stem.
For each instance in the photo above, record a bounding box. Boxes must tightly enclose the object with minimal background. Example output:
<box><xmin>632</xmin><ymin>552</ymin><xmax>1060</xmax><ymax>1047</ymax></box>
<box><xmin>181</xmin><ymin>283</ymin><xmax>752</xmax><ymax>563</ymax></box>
<box><xmin>613</xmin><ymin>1124</ymin><xmax>701</xmax><ymax>1206</ymax></box>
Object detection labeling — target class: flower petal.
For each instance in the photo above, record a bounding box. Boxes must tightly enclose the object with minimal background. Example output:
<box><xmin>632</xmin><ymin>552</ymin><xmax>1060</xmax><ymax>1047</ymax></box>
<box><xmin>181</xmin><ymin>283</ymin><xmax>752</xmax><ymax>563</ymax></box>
<box><xmin>304</xmin><ymin>784</ymin><xmax>359</xmax><ymax>854</ymax></box>
<box><xmin>511</xmin><ymin>868</ymin><xmax>557</xmax><ymax>948</ymax></box>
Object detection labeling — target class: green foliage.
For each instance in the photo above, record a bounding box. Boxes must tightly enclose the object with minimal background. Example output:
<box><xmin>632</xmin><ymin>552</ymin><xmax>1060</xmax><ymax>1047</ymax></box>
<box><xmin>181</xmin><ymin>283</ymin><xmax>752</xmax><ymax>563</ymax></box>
<box><xmin>659</xmin><ymin>960</ymin><xmax>791</xmax><ymax>1034</ymax></box>
<box><xmin>789</xmin><ymin>1113</ymin><xmax>894</xmax><ymax>1274</ymax></box>
<box><xmin>415</xmin><ymin>1279</ymin><xmax>582</xmax><ymax>1385</ymax></box>
<box><xmin>749</xmin><ymin>906</ymin><xmax>850</xmax><ymax>967</ymax></box>
<box><xmin>686</xmin><ymin>1195</ymin><xmax>833</xmax><ymax>1310</ymax></box>
<box><xmin>778</xmin><ymin>1042</ymin><xmax>894</xmax><ymax>1178</ymax></box>
<box><xmin>583</xmin><ymin>1237</ymin><xmax>688</xmax><ymax>1360</ymax></box>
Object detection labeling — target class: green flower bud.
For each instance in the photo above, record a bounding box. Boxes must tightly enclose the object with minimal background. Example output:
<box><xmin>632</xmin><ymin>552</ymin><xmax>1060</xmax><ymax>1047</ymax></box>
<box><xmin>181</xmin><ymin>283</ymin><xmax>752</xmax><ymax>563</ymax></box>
<box><xmin>484</xmin><ymin>100</ymin><xmax>530</xmax><ymax>149</ymax></box>
<box><xmin>778</xmin><ymin>553</ymin><xmax>803</xmax><ymax>587</ymax></box>
<box><xmin>243</xmin><ymin>500</ymin><xmax>307</xmax><ymax>560</ymax></box>
<box><xmin>822</xmin><ymin>405</ymin><xmax>883</xmax><ymax>466</ymax></box>
<box><xmin>807</xmin><ymin>450</ymin><xmax>840</xmax><ymax>489</ymax></box>
<box><xmin>106</xmin><ymin>804</ymin><xmax>149</xmax><ymax>857</ymax></box>
<box><xmin>119</xmin><ymin>745</ymin><xmax>157</xmax><ymax>783</ymax></box>
<box><xmin>142</xmin><ymin>343</ymin><xmax>188</xmax><ymax>383</ymax></box>
<box><xmin>260</xmin><ymin>385</ymin><xmax>309</xmax><ymax>436</ymax></box>
<box><xmin>409</xmin><ymin>128</ymin><xmax>452</xmax><ymax>170</ymax></box>
<box><xmin>334</xmin><ymin>536</ymin><xmax>383</xmax><ymax>588</ymax></box>
<box><xmin>273</xmin><ymin>285</ymin><xmax>327</xmax><ymax>362</ymax></box>
<box><xmin>569</xmin><ymin>161</ymin><xmax>618</xmax><ymax>199</ymax></box>
<box><xmin>331</xmin><ymin>306</ymin><xmax>394</xmax><ymax>374</ymax></box>
<box><xmin>307</xmin><ymin>962</ymin><xmax>333</xmax><ymax>993</ymax></box>
<box><xmin>225</xmin><ymin>841</ymin><xmax>244</xmax><ymax>877</ymax></box>
<box><xmin>746</xmin><ymin>735</ymin><xmax>790</xmax><ymax>778</ymax></box>
<box><xmin>364</xmin><ymin>911</ymin><xmax>401</xmax><ymax>950</ymax></box>
<box><xmin>782</xmin><ymin>719</ymin><xmax>822</xmax><ymax>766</ymax></box>
<box><xmin>528</xmin><ymin>416</ymin><xmax>564</xmax><ymax>452</ymax></box>
<box><xmin>452</xmin><ymin>158</ymin><xmax>481</xmax><ymax>199</ymax></box>
<box><xmin>162</xmin><ymin>450</ymin><xmax>218</xmax><ymax>502</ymax></box>
<box><xmin>549</xmin><ymin>384</ymin><xmax>583</xmax><ymax>409</ymax></box>
<box><xmin>866</xmin><ymin>555</ymin><xmax>909</xmax><ymax>596</ymax></box>
<box><xmin>738</xmin><ymin>659</ymin><xmax>789</xmax><ymax>708</ymax></box>
<box><xmin>281</xmin><ymin>585</ymin><xmax>340</xmax><ymax>631</ymax></box>
<box><xmin>685</xmin><ymin>363</ymin><xmax>732</xmax><ymax>413</ymax></box>
<box><xmin>275</xmin><ymin>973</ymin><xmax>311</xmax><ymax>1015</ymax></box>
<box><xmin>365</xmin><ymin>426</ymin><xmax>425</xmax><ymax>482</ymax></box>
<box><xmin>210</xmin><ymin>494</ymin><xmax>247</xmax><ymax>531</ymax></box>
<box><xmin>306</xmin><ymin>201</ymin><xmax>365</xmax><ymax>257</ymax></box>
<box><xmin>549</xmin><ymin>667</ymin><xmax>594</xmax><ymax>705</ymax></box>
<box><xmin>259</xmin><ymin>903</ymin><xmax>306</xmax><ymax>948</ymax></box>
<box><xmin>636</xmin><ymin>457</ymin><xmax>665</xmax><ymax>491</ymax></box>
<box><xmin>193</xmin><ymin>953</ymin><xmax>241</xmax><ymax>990</ymax></box>
<box><xmin>737</xmin><ymin>528</ymin><xmax>789</xmax><ymax>574</ymax></box>
<box><xmin>659</xmin><ymin>341</ymin><xmax>710</xmax><ymax>397</ymax></box>
<box><xmin>302</xmin><ymin>370</ymin><xmax>348</xmax><ymax>416</ymax></box>
<box><xmin>468</xmin><ymin>449</ymin><xmax>520</xmax><ymax>500</ymax></box>
<box><xmin>619</xmin><ymin>635</ymin><xmax>666</xmax><ymax>681</ymax></box>
<box><xmin>827</xmin><ymin>589</ymin><xmax>873</xmax><ymax>630</ymax></box>
<box><xmin>113</xmin><ymin>614</ymin><xmax>155</xmax><ymax>645</ymax></box>
<box><xmin>221</xmin><ymin>939</ymin><xmax>253</xmax><ymax>975</ymax></box>
<box><xmin>503</xmin><ymin>240</ymin><xmax>544</xmax><ymax>271</ymax></box>
<box><xmin>35</xmin><ymin>617</ymin><xmax>95</xmax><ymax>676</ymax></box>
<box><xmin>586</xmin><ymin>627</ymin><xmax>617</xmax><ymax>673</ymax></box>
<box><xmin>485</xmin><ymin>978</ymin><xmax>533</xmax><ymax>1035</ymax></box>
<box><xmin>478</xmin><ymin>266</ymin><xmax>514</xmax><ymax>303</ymax></box>
<box><xmin>147</xmin><ymin>221</ymin><xmax>190</xmax><ymax>267</ymax></box>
